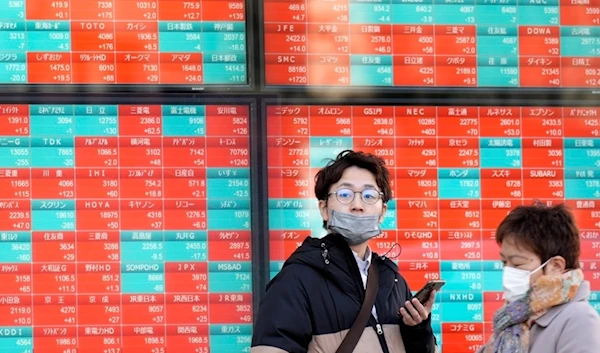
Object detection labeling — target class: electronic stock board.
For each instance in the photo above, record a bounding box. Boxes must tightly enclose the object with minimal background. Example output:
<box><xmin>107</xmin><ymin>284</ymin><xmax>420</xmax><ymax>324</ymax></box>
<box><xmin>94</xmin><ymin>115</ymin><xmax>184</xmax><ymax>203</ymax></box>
<box><xmin>0</xmin><ymin>102</ymin><xmax>253</xmax><ymax>353</ymax></box>
<box><xmin>267</xmin><ymin>103</ymin><xmax>600</xmax><ymax>353</ymax></box>
<box><xmin>0</xmin><ymin>0</ymin><xmax>248</xmax><ymax>86</ymax></box>
<box><xmin>262</xmin><ymin>0</ymin><xmax>600</xmax><ymax>88</ymax></box>
<box><xmin>1</xmin><ymin>0</ymin><xmax>599</xmax><ymax>352</ymax></box>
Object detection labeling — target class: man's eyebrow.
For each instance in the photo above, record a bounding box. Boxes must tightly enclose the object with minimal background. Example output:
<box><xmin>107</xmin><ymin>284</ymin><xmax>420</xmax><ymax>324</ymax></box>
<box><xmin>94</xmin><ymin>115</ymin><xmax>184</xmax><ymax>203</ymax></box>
<box><xmin>336</xmin><ymin>182</ymin><xmax>376</xmax><ymax>189</ymax></box>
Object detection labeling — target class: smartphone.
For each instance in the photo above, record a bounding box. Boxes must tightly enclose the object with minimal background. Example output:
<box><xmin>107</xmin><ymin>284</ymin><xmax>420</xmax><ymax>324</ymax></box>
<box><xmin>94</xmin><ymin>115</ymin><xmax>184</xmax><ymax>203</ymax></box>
<box><xmin>411</xmin><ymin>280</ymin><xmax>446</xmax><ymax>304</ymax></box>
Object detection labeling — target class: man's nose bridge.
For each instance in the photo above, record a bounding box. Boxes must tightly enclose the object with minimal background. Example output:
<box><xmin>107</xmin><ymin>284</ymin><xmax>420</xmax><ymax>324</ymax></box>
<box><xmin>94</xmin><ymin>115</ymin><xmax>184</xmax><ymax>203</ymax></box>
<box><xmin>351</xmin><ymin>192</ymin><xmax>364</xmax><ymax>209</ymax></box>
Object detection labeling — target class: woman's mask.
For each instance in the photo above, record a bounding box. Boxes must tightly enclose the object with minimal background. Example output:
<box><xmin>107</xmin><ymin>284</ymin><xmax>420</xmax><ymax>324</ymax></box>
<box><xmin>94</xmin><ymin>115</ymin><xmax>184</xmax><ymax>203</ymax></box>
<box><xmin>502</xmin><ymin>258</ymin><xmax>552</xmax><ymax>303</ymax></box>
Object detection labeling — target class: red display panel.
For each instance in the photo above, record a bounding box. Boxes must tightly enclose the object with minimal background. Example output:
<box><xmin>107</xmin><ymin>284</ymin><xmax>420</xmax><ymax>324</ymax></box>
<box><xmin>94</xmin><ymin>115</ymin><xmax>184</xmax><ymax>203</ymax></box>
<box><xmin>267</xmin><ymin>104</ymin><xmax>600</xmax><ymax>353</ymax></box>
<box><xmin>0</xmin><ymin>103</ymin><xmax>252</xmax><ymax>352</ymax></box>
<box><xmin>263</xmin><ymin>1</ymin><xmax>600</xmax><ymax>88</ymax></box>
<box><xmin>0</xmin><ymin>1</ymin><xmax>247</xmax><ymax>85</ymax></box>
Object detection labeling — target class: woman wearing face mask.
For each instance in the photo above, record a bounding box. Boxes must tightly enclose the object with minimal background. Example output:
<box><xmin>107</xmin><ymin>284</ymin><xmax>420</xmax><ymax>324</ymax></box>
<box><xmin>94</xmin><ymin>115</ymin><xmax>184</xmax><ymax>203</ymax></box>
<box><xmin>478</xmin><ymin>202</ymin><xmax>600</xmax><ymax>353</ymax></box>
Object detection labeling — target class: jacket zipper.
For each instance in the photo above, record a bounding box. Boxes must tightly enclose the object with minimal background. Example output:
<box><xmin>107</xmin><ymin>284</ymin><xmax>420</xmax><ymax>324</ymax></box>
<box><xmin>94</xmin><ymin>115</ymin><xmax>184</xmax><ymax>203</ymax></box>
<box><xmin>348</xmin><ymin>250</ymin><xmax>390</xmax><ymax>353</ymax></box>
<box><xmin>370</xmin><ymin>299</ymin><xmax>391</xmax><ymax>353</ymax></box>
<box><xmin>371</xmin><ymin>317</ymin><xmax>390</xmax><ymax>353</ymax></box>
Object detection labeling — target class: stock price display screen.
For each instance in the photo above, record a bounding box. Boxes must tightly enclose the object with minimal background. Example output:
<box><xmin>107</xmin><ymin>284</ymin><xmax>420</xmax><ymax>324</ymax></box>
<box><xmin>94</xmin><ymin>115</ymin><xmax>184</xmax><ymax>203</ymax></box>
<box><xmin>0</xmin><ymin>104</ymin><xmax>252</xmax><ymax>353</ymax></box>
<box><xmin>263</xmin><ymin>0</ymin><xmax>600</xmax><ymax>88</ymax></box>
<box><xmin>266</xmin><ymin>104</ymin><xmax>600</xmax><ymax>353</ymax></box>
<box><xmin>0</xmin><ymin>0</ymin><xmax>247</xmax><ymax>85</ymax></box>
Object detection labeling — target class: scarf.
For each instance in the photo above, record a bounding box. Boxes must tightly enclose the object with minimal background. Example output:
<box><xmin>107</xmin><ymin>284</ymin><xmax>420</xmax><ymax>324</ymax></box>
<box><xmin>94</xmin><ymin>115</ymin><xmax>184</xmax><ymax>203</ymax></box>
<box><xmin>481</xmin><ymin>268</ymin><xmax>584</xmax><ymax>353</ymax></box>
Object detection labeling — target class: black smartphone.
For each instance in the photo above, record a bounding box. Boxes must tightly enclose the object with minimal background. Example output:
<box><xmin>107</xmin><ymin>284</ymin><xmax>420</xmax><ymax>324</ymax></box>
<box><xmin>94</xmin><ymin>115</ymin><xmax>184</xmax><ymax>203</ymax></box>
<box><xmin>411</xmin><ymin>280</ymin><xmax>446</xmax><ymax>304</ymax></box>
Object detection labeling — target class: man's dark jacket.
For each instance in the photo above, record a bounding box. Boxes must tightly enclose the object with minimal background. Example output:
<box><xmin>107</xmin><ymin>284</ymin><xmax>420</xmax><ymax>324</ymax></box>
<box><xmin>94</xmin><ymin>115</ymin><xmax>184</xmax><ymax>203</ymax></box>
<box><xmin>251</xmin><ymin>233</ymin><xmax>437</xmax><ymax>353</ymax></box>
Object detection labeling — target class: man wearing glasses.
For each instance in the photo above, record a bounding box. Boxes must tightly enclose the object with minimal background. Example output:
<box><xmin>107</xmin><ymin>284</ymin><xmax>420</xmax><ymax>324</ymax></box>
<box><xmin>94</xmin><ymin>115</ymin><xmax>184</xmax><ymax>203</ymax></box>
<box><xmin>252</xmin><ymin>150</ymin><xmax>437</xmax><ymax>353</ymax></box>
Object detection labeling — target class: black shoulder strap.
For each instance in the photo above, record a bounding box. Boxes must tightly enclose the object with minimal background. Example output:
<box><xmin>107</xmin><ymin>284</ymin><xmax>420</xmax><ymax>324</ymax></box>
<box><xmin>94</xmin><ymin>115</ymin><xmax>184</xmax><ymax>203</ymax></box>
<box><xmin>336</xmin><ymin>259</ymin><xmax>379</xmax><ymax>353</ymax></box>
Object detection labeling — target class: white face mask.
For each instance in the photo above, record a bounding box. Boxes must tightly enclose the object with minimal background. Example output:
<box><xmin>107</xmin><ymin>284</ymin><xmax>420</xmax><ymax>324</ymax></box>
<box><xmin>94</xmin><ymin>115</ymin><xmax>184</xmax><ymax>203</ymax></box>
<box><xmin>502</xmin><ymin>258</ymin><xmax>552</xmax><ymax>303</ymax></box>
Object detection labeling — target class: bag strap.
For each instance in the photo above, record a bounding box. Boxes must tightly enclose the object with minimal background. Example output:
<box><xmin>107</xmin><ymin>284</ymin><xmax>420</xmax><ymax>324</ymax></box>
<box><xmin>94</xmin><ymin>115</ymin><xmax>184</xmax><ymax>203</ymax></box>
<box><xmin>336</xmin><ymin>258</ymin><xmax>379</xmax><ymax>353</ymax></box>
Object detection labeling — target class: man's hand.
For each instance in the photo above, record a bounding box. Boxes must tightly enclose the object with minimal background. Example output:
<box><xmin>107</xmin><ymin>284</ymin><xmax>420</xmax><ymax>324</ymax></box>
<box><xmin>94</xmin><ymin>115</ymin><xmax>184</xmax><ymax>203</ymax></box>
<box><xmin>398</xmin><ymin>290</ymin><xmax>436</xmax><ymax>326</ymax></box>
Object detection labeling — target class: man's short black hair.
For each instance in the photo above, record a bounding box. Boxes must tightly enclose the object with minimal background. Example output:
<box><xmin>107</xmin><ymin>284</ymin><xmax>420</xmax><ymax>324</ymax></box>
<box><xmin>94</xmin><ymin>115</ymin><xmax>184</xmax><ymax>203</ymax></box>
<box><xmin>496</xmin><ymin>202</ymin><xmax>581</xmax><ymax>269</ymax></box>
<box><xmin>314</xmin><ymin>150</ymin><xmax>392</xmax><ymax>229</ymax></box>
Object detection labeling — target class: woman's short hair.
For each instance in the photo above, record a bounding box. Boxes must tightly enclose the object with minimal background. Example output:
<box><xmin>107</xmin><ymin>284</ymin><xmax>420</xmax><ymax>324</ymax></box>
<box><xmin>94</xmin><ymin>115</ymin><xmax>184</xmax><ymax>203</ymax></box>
<box><xmin>496</xmin><ymin>202</ymin><xmax>581</xmax><ymax>269</ymax></box>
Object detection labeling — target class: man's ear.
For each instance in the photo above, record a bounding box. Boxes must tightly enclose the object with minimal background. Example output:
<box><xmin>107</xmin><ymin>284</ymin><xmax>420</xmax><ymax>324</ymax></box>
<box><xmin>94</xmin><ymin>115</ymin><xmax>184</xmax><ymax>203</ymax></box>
<box><xmin>319</xmin><ymin>200</ymin><xmax>329</xmax><ymax>223</ymax></box>
<box><xmin>379</xmin><ymin>202</ymin><xmax>388</xmax><ymax>224</ymax></box>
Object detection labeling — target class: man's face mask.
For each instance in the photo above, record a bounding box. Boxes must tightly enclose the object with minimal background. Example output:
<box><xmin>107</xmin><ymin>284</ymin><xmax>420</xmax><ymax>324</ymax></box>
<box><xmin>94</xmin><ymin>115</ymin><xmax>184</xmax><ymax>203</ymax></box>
<box><xmin>502</xmin><ymin>258</ymin><xmax>552</xmax><ymax>303</ymax></box>
<box><xmin>328</xmin><ymin>210</ymin><xmax>382</xmax><ymax>245</ymax></box>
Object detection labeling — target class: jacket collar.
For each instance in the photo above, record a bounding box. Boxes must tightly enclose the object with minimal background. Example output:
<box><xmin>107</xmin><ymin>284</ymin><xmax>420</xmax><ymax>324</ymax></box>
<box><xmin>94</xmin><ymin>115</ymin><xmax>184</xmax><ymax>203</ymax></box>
<box><xmin>534</xmin><ymin>280</ymin><xmax>591</xmax><ymax>327</ymax></box>
<box><xmin>351</xmin><ymin>246</ymin><xmax>372</xmax><ymax>271</ymax></box>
